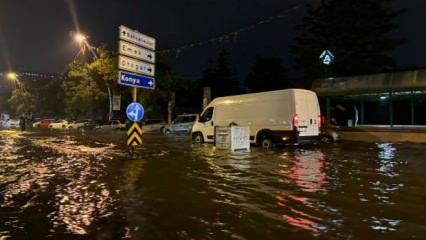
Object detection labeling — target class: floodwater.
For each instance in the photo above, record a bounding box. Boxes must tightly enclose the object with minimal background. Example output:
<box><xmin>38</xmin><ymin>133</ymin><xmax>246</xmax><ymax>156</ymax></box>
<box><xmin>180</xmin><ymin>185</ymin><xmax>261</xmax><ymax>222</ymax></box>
<box><xmin>0</xmin><ymin>130</ymin><xmax>425</xmax><ymax>240</ymax></box>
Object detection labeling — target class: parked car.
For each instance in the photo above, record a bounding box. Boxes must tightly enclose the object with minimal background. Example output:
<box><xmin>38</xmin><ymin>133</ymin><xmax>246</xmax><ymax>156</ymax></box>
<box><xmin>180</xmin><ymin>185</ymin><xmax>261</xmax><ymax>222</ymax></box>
<box><xmin>35</xmin><ymin>119</ymin><xmax>55</xmax><ymax>129</ymax></box>
<box><xmin>191</xmin><ymin>89</ymin><xmax>321</xmax><ymax>148</ymax></box>
<box><xmin>82</xmin><ymin>120</ymin><xmax>98</xmax><ymax>130</ymax></box>
<box><xmin>142</xmin><ymin>119</ymin><xmax>166</xmax><ymax>133</ymax></box>
<box><xmin>162</xmin><ymin>114</ymin><xmax>198</xmax><ymax>135</ymax></box>
<box><xmin>49</xmin><ymin>120</ymin><xmax>71</xmax><ymax>129</ymax></box>
<box><xmin>1</xmin><ymin>119</ymin><xmax>20</xmax><ymax>129</ymax></box>
<box><xmin>96</xmin><ymin>120</ymin><xmax>126</xmax><ymax>131</ymax></box>
<box><xmin>32</xmin><ymin>120</ymin><xmax>43</xmax><ymax>128</ymax></box>
<box><xmin>67</xmin><ymin>119</ymin><xmax>91</xmax><ymax>129</ymax></box>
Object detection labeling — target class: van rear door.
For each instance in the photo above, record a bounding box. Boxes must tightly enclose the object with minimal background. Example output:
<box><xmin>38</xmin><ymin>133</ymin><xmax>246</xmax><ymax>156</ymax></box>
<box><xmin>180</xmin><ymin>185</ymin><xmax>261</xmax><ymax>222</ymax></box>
<box><xmin>295</xmin><ymin>91</ymin><xmax>320</xmax><ymax>137</ymax></box>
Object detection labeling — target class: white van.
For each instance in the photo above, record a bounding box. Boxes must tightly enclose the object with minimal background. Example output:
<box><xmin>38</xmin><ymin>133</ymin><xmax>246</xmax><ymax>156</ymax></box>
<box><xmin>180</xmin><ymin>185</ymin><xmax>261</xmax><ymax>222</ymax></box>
<box><xmin>191</xmin><ymin>89</ymin><xmax>321</xmax><ymax>147</ymax></box>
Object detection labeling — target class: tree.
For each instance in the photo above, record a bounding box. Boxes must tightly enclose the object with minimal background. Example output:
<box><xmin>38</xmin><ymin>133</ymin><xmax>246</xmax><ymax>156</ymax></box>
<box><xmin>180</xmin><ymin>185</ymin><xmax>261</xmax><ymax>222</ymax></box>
<box><xmin>245</xmin><ymin>57</ymin><xmax>291</xmax><ymax>92</ymax></box>
<box><xmin>63</xmin><ymin>60</ymin><xmax>108</xmax><ymax>118</ymax></box>
<box><xmin>290</xmin><ymin>0</ymin><xmax>404</xmax><ymax>86</ymax></box>
<box><xmin>196</xmin><ymin>48</ymin><xmax>241</xmax><ymax>99</ymax></box>
<box><xmin>214</xmin><ymin>48</ymin><xmax>241</xmax><ymax>97</ymax></box>
<box><xmin>62</xmin><ymin>48</ymin><xmax>126</xmax><ymax>119</ymax></box>
<box><xmin>8</xmin><ymin>90</ymin><xmax>37</xmax><ymax>116</ymax></box>
<box><xmin>138</xmin><ymin>54</ymin><xmax>194</xmax><ymax>118</ymax></box>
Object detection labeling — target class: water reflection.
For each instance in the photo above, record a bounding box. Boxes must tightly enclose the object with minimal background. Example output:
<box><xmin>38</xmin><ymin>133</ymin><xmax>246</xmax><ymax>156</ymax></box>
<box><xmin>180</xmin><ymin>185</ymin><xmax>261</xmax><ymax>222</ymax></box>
<box><xmin>0</xmin><ymin>134</ymin><xmax>117</xmax><ymax>236</ymax></box>
<box><xmin>289</xmin><ymin>150</ymin><xmax>326</xmax><ymax>193</ymax></box>
<box><xmin>376</xmin><ymin>143</ymin><xmax>399</xmax><ymax>178</ymax></box>
<box><xmin>278</xmin><ymin>149</ymin><xmax>329</xmax><ymax>233</ymax></box>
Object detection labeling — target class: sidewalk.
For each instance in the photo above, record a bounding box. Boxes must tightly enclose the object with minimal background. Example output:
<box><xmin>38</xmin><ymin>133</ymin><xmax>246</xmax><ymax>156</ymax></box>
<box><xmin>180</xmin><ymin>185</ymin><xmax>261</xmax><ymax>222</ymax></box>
<box><xmin>340</xmin><ymin>125</ymin><xmax>426</xmax><ymax>143</ymax></box>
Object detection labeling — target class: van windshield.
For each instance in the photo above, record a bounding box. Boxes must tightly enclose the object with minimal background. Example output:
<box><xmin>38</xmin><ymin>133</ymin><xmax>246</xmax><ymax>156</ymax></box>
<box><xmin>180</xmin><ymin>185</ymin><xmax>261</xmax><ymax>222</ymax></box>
<box><xmin>200</xmin><ymin>108</ymin><xmax>213</xmax><ymax>122</ymax></box>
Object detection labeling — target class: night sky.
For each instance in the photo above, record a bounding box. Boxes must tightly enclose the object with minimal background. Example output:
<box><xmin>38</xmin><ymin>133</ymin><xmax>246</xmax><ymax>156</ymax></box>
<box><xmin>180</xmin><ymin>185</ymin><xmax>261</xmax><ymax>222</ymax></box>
<box><xmin>0</xmin><ymin>0</ymin><xmax>425</xmax><ymax>80</ymax></box>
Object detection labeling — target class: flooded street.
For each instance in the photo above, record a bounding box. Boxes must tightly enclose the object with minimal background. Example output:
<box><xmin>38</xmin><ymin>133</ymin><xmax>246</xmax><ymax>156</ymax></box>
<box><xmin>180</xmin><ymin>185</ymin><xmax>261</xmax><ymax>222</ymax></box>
<box><xmin>1</xmin><ymin>130</ymin><xmax>426</xmax><ymax>239</ymax></box>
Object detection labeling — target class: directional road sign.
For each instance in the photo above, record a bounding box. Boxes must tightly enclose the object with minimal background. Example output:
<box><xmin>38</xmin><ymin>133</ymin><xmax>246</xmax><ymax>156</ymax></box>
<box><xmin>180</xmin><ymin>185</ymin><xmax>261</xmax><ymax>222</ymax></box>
<box><xmin>119</xmin><ymin>40</ymin><xmax>155</xmax><ymax>64</ymax></box>
<box><xmin>119</xmin><ymin>55</ymin><xmax>155</xmax><ymax>77</ymax></box>
<box><xmin>127</xmin><ymin>122</ymin><xmax>143</xmax><ymax>146</ymax></box>
<box><xmin>319</xmin><ymin>50</ymin><xmax>335</xmax><ymax>65</ymax></box>
<box><xmin>126</xmin><ymin>102</ymin><xmax>145</xmax><ymax>122</ymax></box>
<box><xmin>119</xmin><ymin>25</ymin><xmax>156</xmax><ymax>50</ymax></box>
<box><xmin>119</xmin><ymin>71</ymin><xmax>155</xmax><ymax>89</ymax></box>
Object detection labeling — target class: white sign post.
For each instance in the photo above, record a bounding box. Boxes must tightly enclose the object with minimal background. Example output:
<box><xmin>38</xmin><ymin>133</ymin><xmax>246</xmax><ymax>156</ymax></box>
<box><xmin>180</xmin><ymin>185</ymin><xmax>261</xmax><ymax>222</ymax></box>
<box><xmin>119</xmin><ymin>25</ymin><xmax>156</xmax><ymax>50</ymax></box>
<box><xmin>119</xmin><ymin>55</ymin><xmax>155</xmax><ymax>77</ymax></box>
<box><xmin>215</xmin><ymin>126</ymin><xmax>231</xmax><ymax>149</ymax></box>
<box><xmin>118</xmin><ymin>25</ymin><xmax>156</xmax><ymax>92</ymax></box>
<box><xmin>230</xmin><ymin>126</ymin><xmax>250</xmax><ymax>152</ymax></box>
<box><xmin>112</xmin><ymin>95</ymin><xmax>121</xmax><ymax>111</ymax></box>
<box><xmin>119</xmin><ymin>40</ymin><xmax>155</xmax><ymax>64</ymax></box>
<box><xmin>215</xmin><ymin>126</ymin><xmax>250</xmax><ymax>152</ymax></box>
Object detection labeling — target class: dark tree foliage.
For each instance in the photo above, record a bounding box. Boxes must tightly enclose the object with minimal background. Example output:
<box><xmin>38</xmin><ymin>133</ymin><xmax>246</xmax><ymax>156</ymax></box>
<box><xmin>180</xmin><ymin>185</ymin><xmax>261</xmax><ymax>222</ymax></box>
<box><xmin>139</xmin><ymin>54</ymin><xmax>197</xmax><ymax>118</ymax></box>
<box><xmin>214</xmin><ymin>49</ymin><xmax>241</xmax><ymax>96</ymax></box>
<box><xmin>197</xmin><ymin>48</ymin><xmax>241</xmax><ymax>99</ymax></box>
<box><xmin>245</xmin><ymin>57</ymin><xmax>291</xmax><ymax>93</ymax></box>
<box><xmin>290</xmin><ymin>0</ymin><xmax>404</xmax><ymax>86</ymax></box>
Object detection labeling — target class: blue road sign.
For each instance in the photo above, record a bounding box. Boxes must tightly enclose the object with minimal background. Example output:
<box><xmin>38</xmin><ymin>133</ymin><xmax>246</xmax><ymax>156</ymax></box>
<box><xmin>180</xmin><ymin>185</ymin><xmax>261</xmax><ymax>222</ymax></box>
<box><xmin>118</xmin><ymin>71</ymin><xmax>155</xmax><ymax>90</ymax></box>
<box><xmin>319</xmin><ymin>50</ymin><xmax>335</xmax><ymax>65</ymax></box>
<box><xmin>126</xmin><ymin>102</ymin><xmax>145</xmax><ymax>122</ymax></box>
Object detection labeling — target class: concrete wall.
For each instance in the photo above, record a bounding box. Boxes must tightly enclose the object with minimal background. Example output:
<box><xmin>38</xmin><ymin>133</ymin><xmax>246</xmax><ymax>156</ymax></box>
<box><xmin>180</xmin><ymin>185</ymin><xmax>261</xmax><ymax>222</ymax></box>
<box><xmin>341</xmin><ymin>127</ymin><xmax>426</xmax><ymax>143</ymax></box>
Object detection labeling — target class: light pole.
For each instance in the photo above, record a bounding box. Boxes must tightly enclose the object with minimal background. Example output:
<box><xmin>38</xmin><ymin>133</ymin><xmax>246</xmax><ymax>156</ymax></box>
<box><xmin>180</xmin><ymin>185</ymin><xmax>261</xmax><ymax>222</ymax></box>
<box><xmin>73</xmin><ymin>32</ymin><xmax>113</xmax><ymax>121</ymax></box>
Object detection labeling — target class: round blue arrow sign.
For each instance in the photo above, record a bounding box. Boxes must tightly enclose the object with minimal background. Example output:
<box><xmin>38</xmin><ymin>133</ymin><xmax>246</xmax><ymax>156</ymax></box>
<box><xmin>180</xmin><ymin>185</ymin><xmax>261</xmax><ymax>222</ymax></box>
<box><xmin>126</xmin><ymin>102</ymin><xmax>144</xmax><ymax>122</ymax></box>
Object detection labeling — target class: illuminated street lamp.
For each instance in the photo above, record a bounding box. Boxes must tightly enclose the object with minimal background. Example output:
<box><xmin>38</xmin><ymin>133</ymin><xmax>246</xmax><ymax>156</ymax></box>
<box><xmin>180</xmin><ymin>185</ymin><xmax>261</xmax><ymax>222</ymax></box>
<box><xmin>6</xmin><ymin>72</ymin><xmax>18</xmax><ymax>81</ymax></box>
<box><xmin>74</xmin><ymin>32</ymin><xmax>87</xmax><ymax>45</ymax></box>
<box><xmin>4</xmin><ymin>71</ymin><xmax>26</xmax><ymax>92</ymax></box>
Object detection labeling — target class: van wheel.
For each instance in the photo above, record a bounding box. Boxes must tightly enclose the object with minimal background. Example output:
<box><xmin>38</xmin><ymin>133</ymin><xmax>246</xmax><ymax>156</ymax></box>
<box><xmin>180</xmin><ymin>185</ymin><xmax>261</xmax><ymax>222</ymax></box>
<box><xmin>193</xmin><ymin>133</ymin><xmax>204</xmax><ymax>143</ymax></box>
<box><xmin>320</xmin><ymin>135</ymin><xmax>333</xmax><ymax>143</ymax></box>
<box><xmin>261</xmin><ymin>138</ymin><xmax>273</xmax><ymax>149</ymax></box>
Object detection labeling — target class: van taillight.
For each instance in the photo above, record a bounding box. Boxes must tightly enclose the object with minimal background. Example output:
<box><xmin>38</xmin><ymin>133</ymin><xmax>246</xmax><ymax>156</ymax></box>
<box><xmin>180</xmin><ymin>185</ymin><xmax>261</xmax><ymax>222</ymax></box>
<box><xmin>292</xmin><ymin>114</ymin><xmax>299</xmax><ymax>131</ymax></box>
<box><xmin>318</xmin><ymin>115</ymin><xmax>322</xmax><ymax>130</ymax></box>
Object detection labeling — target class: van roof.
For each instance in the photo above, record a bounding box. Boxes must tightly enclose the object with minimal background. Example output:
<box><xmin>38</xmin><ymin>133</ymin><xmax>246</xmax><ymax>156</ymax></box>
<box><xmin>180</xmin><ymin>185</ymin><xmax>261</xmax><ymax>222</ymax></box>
<box><xmin>210</xmin><ymin>88</ymin><xmax>315</xmax><ymax>105</ymax></box>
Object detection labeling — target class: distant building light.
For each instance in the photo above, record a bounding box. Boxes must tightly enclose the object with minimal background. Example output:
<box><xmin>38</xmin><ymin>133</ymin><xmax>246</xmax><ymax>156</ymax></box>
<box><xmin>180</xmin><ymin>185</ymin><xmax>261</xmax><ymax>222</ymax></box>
<box><xmin>380</xmin><ymin>96</ymin><xmax>388</xmax><ymax>100</ymax></box>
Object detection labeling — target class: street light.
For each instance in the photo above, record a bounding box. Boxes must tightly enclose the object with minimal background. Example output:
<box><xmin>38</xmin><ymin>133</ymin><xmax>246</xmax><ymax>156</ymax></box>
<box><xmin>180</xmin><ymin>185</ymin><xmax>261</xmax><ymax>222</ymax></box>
<box><xmin>6</xmin><ymin>72</ymin><xmax>18</xmax><ymax>81</ymax></box>
<box><xmin>74</xmin><ymin>32</ymin><xmax>87</xmax><ymax>45</ymax></box>
<box><xmin>4</xmin><ymin>71</ymin><xmax>26</xmax><ymax>92</ymax></box>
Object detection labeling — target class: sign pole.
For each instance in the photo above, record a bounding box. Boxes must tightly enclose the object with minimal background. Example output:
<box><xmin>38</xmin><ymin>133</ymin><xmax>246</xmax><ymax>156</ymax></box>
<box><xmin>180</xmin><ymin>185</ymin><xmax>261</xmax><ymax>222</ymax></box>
<box><xmin>133</xmin><ymin>87</ymin><xmax>137</xmax><ymax>102</ymax></box>
<box><xmin>119</xmin><ymin>25</ymin><xmax>156</xmax><ymax>150</ymax></box>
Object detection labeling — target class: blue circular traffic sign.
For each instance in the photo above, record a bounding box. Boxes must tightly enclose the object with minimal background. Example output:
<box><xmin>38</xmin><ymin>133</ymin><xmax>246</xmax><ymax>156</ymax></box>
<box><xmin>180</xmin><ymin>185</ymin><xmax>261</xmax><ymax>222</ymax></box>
<box><xmin>126</xmin><ymin>102</ymin><xmax>144</xmax><ymax>122</ymax></box>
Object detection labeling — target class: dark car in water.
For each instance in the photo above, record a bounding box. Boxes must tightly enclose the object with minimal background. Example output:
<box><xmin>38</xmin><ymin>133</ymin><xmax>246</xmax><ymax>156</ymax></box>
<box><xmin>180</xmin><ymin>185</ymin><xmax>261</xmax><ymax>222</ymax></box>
<box><xmin>320</xmin><ymin>121</ymin><xmax>341</xmax><ymax>143</ymax></box>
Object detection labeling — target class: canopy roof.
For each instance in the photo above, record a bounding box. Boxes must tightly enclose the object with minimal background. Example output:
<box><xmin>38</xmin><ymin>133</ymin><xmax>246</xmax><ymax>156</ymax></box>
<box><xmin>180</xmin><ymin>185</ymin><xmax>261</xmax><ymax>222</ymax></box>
<box><xmin>312</xmin><ymin>69</ymin><xmax>426</xmax><ymax>96</ymax></box>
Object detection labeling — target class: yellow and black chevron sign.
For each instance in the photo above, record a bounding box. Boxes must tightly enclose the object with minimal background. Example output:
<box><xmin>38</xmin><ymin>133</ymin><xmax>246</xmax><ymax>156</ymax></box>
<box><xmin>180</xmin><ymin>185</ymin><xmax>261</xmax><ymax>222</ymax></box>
<box><xmin>127</xmin><ymin>122</ymin><xmax>143</xmax><ymax>146</ymax></box>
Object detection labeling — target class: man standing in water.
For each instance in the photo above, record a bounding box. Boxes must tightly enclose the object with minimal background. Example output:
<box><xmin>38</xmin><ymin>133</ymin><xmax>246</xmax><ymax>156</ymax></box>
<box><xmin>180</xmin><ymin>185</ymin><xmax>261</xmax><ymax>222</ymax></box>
<box><xmin>19</xmin><ymin>115</ymin><xmax>26</xmax><ymax>131</ymax></box>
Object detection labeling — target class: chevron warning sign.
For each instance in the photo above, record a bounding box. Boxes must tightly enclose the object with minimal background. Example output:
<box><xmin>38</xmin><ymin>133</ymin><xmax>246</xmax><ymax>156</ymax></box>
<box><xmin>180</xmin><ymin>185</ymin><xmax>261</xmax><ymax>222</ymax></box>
<box><xmin>127</xmin><ymin>122</ymin><xmax>143</xmax><ymax>146</ymax></box>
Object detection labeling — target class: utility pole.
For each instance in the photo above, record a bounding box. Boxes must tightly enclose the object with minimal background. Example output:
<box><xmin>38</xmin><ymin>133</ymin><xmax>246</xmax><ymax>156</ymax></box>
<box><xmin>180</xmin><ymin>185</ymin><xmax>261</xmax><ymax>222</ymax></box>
<box><xmin>168</xmin><ymin>92</ymin><xmax>175</xmax><ymax>124</ymax></box>
<box><xmin>203</xmin><ymin>87</ymin><xmax>211</xmax><ymax>109</ymax></box>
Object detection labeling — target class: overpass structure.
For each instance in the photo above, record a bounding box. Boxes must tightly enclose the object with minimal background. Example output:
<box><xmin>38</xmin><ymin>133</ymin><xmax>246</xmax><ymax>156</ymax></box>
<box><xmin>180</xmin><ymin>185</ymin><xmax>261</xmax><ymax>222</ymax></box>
<box><xmin>312</xmin><ymin>69</ymin><xmax>426</xmax><ymax>126</ymax></box>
